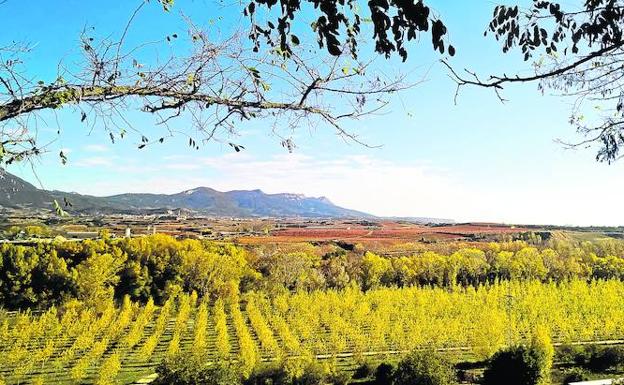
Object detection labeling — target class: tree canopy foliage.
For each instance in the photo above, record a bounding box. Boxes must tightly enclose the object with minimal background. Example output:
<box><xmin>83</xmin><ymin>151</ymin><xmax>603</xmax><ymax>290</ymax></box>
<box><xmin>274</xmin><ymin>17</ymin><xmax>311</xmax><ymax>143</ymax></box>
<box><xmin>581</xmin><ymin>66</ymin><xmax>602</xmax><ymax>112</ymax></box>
<box><xmin>245</xmin><ymin>0</ymin><xmax>452</xmax><ymax>61</ymax></box>
<box><xmin>3</xmin><ymin>232</ymin><xmax>624</xmax><ymax>310</ymax></box>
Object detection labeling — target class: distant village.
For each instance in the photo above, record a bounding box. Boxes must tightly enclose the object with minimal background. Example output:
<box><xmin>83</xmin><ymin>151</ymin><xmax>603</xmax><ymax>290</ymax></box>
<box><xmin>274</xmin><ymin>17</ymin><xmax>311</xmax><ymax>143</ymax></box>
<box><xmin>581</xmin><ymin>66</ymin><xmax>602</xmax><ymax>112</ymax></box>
<box><xmin>0</xmin><ymin>206</ymin><xmax>357</xmax><ymax>243</ymax></box>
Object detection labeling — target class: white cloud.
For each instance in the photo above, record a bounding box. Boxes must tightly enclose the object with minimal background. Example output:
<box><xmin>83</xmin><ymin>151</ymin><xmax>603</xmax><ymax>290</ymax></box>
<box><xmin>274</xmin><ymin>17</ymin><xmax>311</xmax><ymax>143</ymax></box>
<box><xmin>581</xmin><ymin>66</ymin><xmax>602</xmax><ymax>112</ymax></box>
<box><xmin>83</xmin><ymin>144</ymin><xmax>110</xmax><ymax>153</ymax></box>
<box><xmin>165</xmin><ymin>163</ymin><xmax>203</xmax><ymax>171</ymax></box>
<box><xmin>63</xmin><ymin>152</ymin><xmax>624</xmax><ymax>226</ymax></box>
<box><xmin>79</xmin><ymin>153</ymin><xmax>469</xmax><ymax>218</ymax></box>
<box><xmin>193</xmin><ymin>153</ymin><xmax>473</xmax><ymax>220</ymax></box>
<box><xmin>74</xmin><ymin>156</ymin><xmax>115</xmax><ymax>167</ymax></box>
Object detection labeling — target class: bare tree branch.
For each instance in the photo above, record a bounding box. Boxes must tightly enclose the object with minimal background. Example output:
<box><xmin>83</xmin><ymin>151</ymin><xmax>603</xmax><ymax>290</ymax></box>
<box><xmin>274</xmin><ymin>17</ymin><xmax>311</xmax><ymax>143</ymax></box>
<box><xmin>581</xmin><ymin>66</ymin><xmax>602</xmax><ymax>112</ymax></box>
<box><xmin>0</xmin><ymin>4</ymin><xmax>416</xmax><ymax>165</ymax></box>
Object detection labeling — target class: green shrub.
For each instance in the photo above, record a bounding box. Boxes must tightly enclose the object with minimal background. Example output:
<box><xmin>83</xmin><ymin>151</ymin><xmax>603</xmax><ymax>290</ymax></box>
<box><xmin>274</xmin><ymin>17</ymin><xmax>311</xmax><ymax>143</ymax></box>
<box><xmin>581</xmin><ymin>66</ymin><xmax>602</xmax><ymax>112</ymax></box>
<box><xmin>154</xmin><ymin>357</ymin><xmax>241</xmax><ymax>385</ymax></box>
<box><xmin>245</xmin><ymin>364</ymin><xmax>290</xmax><ymax>385</ymax></box>
<box><xmin>244</xmin><ymin>361</ymin><xmax>348</xmax><ymax>385</ymax></box>
<box><xmin>457</xmin><ymin>369</ymin><xmax>480</xmax><ymax>384</ymax></box>
<box><xmin>292</xmin><ymin>364</ymin><xmax>325</xmax><ymax>385</ymax></box>
<box><xmin>482</xmin><ymin>345</ymin><xmax>549</xmax><ymax>385</ymax></box>
<box><xmin>587</xmin><ymin>346</ymin><xmax>624</xmax><ymax>372</ymax></box>
<box><xmin>392</xmin><ymin>350</ymin><xmax>456</xmax><ymax>385</ymax></box>
<box><xmin>562</xmin><ymin>367</ymin><xmax>590</xmax><ymax>384</ymax></box>
<box><xmin>353</xmin><ymin>361</ymin><xmax>376</xmax><ymax>379</ymax></box>
<box><xmin>557</xmin><ymin>345</ymin><xmax>591</xmax><ymax>367</ymax></box>
<box><xmin>327</xmin><ymin>371</ymin><xmax>351</xmax><ymax>385</ymax></box>
<box><xmin>374</xmin><ymin>363</ymin><xmax>395</xmax><ymax>385</ymax></box>
<box><xmin>558</xmin><ymin>345</ymin><xmax>624</xmax><ymax>372</ymax></box>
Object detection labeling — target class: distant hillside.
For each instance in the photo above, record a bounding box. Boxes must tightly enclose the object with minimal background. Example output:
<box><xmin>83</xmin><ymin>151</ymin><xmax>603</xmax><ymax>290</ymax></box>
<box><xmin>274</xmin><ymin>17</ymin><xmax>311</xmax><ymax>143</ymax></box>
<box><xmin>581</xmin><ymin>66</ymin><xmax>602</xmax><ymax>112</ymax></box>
<box><xmin>384</xmin><ymin>216</ymin><xmax>455</xmax><ymax>224</ymax></box>
<box><xmin>0</xmin><ymin>168</ymin><xmax>55</xmax><ymax>209</ymax></box>
<box><xmin>0</xmin><ymin>169</ymin><xmax>374</xmax><ymax>218</ymax></box>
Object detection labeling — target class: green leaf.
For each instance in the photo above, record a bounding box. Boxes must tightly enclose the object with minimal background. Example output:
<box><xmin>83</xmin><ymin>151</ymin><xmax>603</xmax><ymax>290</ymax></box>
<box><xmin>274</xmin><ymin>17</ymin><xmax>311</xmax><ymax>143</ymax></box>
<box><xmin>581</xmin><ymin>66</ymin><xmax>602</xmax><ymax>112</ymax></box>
<box><xmin>53</xmin><ymin>200</ymin><xmax>69</xmax><ymax>217</ymax></box>
<box><xmin>159</xmin><ymin>0</ymin><xmax>174</xmax><ymax>11</ymax></box>
<box><xmin>246</xmin><ymin>66</ymin><xmax>261</xmax><ymax>79</ymax></box>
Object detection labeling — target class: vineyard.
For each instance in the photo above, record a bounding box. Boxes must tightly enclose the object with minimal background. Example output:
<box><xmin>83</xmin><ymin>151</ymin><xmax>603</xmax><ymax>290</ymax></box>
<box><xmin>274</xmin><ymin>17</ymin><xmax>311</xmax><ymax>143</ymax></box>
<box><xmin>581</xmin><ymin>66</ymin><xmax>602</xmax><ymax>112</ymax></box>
<box><xmin>239</xmin><ymin>222</ymin><xmax>531</xmax><ymax>245</ymax></box>
<box><xmin>2</xmin><ymin>279</ymin><xmax>624</xmax><ymax>384</ymax></box>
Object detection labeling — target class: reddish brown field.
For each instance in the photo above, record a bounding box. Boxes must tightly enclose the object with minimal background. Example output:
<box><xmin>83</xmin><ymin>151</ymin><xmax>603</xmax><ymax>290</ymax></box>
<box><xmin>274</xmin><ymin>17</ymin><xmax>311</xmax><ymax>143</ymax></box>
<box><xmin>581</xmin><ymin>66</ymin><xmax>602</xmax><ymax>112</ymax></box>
<box><xmin>236</xmin><ymin>221</ymin><xmax>529</xmax><ymax>245</ymax></box>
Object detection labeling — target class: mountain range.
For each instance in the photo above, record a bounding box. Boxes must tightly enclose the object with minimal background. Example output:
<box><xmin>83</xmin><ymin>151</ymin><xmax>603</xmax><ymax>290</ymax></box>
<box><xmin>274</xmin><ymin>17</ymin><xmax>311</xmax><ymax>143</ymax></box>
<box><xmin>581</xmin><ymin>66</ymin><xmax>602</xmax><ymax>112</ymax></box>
<box><xmin>0</xmin><ymin>168</ymin><xmax>371</xmax><ymax>218</ymax></box>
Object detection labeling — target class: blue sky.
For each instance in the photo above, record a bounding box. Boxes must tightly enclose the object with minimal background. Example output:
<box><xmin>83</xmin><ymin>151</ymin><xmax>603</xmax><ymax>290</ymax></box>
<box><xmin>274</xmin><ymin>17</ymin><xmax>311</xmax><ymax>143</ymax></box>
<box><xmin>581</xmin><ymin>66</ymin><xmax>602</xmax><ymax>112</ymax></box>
<box><xmin>2</xmin><ymin>0</ymin><xmax>623</xmax><ymax>226</ymax></box>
